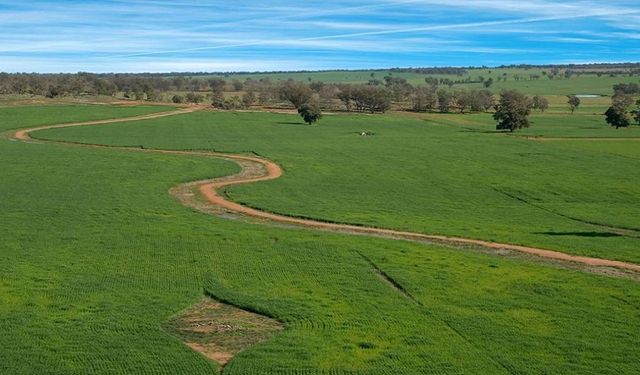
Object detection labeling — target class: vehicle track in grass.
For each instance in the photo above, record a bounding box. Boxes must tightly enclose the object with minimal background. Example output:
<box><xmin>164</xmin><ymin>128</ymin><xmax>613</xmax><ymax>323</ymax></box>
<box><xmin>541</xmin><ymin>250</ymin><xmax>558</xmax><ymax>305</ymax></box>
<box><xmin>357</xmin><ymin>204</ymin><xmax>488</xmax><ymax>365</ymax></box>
<box><xmin>10</xmin><ymin>107</ymin><xmax>640</xmax><ymax>275</ymax></box>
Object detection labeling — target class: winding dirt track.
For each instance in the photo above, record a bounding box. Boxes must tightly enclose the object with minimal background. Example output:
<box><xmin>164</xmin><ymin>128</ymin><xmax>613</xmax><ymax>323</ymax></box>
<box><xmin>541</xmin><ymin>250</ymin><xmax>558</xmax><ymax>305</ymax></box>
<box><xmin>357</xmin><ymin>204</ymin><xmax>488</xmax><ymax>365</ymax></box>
<box><xmin>10</xmin><ymin>107</ymin><xmax>640</xmax><ymax>274</ymax></box>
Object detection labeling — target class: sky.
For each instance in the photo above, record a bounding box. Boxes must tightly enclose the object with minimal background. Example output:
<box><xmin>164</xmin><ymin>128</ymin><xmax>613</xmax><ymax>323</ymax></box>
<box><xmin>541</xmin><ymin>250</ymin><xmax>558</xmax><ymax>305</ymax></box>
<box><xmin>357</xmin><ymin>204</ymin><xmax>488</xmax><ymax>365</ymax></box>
<box><xmin>1</xmin><ymin>0</ymin><xmax>639</xmax><ymax>73</ymax></box>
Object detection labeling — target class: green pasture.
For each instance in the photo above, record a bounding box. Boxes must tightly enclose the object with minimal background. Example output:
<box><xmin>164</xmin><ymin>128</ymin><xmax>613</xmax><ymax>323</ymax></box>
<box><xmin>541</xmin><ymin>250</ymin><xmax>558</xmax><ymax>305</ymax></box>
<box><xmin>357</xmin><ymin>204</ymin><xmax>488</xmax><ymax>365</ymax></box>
<box><xmin>1</xmin><ymin>104</ymin><xmax>639</xmax><ymax>374</ymax></box>
<box><xmin>37</xmin><ymin>109</ymin><xmax>640</xmax><ymax>263</ymax></box>
<box><xmin>197</xmin><ymin>68</ymin><xmax>640</xmax><ymax>95</ymax></box>
<box><xmin>0</xmin><ymin>104</ymin><xmax>172</xmax><ymax>133</ymax></box>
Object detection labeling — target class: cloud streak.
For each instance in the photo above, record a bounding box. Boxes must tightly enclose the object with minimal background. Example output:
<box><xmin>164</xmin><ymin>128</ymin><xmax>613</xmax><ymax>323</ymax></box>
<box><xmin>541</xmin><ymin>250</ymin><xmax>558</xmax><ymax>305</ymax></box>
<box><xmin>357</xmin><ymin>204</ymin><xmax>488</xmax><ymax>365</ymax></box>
<box><xmin>0</xmin><ymin>0</ymin><xmax>638</xmax><ymax>72</ymax></box>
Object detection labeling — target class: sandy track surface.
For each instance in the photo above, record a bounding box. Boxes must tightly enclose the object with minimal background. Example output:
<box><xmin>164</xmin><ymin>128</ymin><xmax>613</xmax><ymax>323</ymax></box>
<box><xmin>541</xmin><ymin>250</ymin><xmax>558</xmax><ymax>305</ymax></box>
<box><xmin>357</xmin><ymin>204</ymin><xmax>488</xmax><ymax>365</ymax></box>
<box><xmin>11</xmin><ymin>108</ymin><xmax>640</xmax><ymax>274</ymax></box>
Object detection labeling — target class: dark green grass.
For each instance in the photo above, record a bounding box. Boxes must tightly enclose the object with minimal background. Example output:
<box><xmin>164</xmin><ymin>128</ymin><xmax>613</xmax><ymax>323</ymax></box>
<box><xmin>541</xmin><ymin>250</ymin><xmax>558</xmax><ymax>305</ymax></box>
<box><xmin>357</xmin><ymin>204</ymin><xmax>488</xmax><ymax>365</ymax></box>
<box><xmin>0</xmin><ymin>104</ymin><xmax>172</xmax><ymax>132</ymax></box>
<box><xmin>37</xmin><ymin>110</ymin><xmax>640</xmax><ymax>263</ymax></box>
<box><xmin>1</xmin><ymin>116</ymin><xmax>639</xmax><ymax>373</ymax></box>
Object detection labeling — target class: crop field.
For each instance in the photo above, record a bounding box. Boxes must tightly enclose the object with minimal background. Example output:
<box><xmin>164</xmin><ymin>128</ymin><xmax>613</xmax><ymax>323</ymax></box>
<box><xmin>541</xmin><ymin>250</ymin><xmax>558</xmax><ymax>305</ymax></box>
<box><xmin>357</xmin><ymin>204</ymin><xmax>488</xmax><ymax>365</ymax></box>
<box><xmin>1</xmin><ymin>103</ymin><xmax>639</xmax><ymax>374</ymax></box>
<box><xmin>0</xmin><ymin>104</ymin><xmax>173</xmax><ymax>132</ymax></box>
<box><xmin>37</xmin><ymin>108</ymin><xmax>640</xmax><ymax>262</ymax></box>
<box><xmin>196</xmin><ymin>68</ymin><xmax>640</xmax><ymax>95</ymax></box>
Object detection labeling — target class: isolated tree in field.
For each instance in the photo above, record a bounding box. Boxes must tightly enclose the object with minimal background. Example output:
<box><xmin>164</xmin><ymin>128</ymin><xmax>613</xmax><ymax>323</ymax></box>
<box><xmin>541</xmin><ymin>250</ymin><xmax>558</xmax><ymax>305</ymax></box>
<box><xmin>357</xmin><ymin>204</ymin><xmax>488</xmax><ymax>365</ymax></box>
<box><xmin>567</xmin><ymin>95</ymin><xmax>581</xmax><ymax>114</ymax></box>
<box><xmin>280</xmin><ymin>81</ymin><xmax>313</xmax><ymax>109</ymax></box>
<box><xmin>605</xmin><ymin>106</ymin><xmax>631</xmax><ymax>128</ymax></box>
<box><xmin>605</xmin><ymin>93</ymin><xmax>634</xmax><ymax>128</ymax></box>
<box><xmin>298</xmin><ymin>102</ymin><xmax>322</xmax><ymax>125</ymax></box>
<box><xmin>493</xmin><ymin>90</ymin><xmax>532</xmax><ymax>132</ymax></box>
<box><xmin>532</xmin><ymin>95</ymin><xmax>549</xmax><ymax>112</ymax></box>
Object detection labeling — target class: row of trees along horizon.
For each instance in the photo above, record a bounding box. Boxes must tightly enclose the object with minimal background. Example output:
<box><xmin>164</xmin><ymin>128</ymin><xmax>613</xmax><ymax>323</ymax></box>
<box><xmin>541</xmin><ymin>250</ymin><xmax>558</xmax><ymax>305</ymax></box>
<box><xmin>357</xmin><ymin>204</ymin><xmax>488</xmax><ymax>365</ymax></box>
<box><xmin>0</xmin><ymin>71</ymin><xmax>638</xmax><ymax>128</ymax></box>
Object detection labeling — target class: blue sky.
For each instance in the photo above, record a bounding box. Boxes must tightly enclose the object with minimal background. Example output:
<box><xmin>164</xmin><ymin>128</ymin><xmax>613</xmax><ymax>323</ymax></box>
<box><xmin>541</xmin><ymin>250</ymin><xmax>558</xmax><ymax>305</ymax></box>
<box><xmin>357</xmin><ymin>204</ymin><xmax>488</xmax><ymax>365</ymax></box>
<box><xmin>1</xmin><ymin>0</ymin><xmax>639</xmax><ymax>73</ymax></box>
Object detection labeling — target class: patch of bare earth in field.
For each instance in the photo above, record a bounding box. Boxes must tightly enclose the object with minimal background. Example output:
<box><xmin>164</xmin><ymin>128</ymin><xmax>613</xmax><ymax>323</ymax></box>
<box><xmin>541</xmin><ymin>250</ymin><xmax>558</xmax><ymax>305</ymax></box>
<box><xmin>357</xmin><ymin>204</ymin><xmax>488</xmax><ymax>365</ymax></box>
<box><xmin>163</xmin><ymin>298</ymin><xmax>284</xmax><ymax>367</ymax></box>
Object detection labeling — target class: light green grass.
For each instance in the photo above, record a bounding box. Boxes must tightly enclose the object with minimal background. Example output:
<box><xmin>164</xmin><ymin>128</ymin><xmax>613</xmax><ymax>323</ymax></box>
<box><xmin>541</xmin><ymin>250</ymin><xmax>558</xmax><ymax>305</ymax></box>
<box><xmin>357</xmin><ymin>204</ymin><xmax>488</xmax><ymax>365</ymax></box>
<box><xmin>0</xmin><ymin>104</ymin><xmax>173</xmax><ymax>133</ymax></box>
<box><xmin>1</xmin><ymin>105</ymin><xmax>639</xmax><ymax>374</ymax></box>
<box><xmin>37</xmin><ymin>110</ymin><xmax>640</xmax><ymax>262</ymax></box>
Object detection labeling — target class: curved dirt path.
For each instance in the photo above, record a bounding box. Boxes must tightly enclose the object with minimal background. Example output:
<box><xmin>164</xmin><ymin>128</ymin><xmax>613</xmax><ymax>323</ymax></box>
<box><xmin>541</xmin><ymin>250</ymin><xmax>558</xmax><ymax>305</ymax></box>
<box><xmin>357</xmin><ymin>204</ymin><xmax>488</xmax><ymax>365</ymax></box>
<box><xmin>10</xmin><ymin>108</ymin><xmax>640</xmax><ymax>274</ymax></box>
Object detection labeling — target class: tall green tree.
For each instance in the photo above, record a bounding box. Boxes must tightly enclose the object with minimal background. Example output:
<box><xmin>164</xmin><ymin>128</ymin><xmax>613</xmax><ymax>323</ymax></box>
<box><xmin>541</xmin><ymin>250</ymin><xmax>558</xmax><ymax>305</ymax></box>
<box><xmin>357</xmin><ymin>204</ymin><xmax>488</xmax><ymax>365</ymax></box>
<box><xmin>298</xmin><ymin>102</ymin><xmax>322</xmax><ymax>125</ymax></box>
<box><xmin>493</xmin><ymin>90</ymin><xmax>532</xmax><ymax>132</ymax></box>
<box><xmin>605</xmin><ymin>94</ymin><xmax>634</xmax><ymax>128</ymax></box>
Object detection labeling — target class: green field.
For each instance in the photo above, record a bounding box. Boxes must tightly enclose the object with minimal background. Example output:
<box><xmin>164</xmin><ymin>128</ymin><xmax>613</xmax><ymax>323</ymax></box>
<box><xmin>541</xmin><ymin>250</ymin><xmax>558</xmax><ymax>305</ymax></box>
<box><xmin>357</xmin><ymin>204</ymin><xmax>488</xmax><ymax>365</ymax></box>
<box><xmin>1</xmin><ymin>104</ymin><xmax>639</xmax><ymax>374</ymax></box>
<box><xmin>37</xmin><ymin>110</ymin><xmax>640</xmax><ymax>262</ymax></box>
<box><xmin>0</xmin><ymin>104</ymin><xmax>173</xmax><ymax>132</ymax></box>
<box><xmin>198</xmin><ymin>68</ymin><xmax>640</xmax><ymax>95</ymax></box>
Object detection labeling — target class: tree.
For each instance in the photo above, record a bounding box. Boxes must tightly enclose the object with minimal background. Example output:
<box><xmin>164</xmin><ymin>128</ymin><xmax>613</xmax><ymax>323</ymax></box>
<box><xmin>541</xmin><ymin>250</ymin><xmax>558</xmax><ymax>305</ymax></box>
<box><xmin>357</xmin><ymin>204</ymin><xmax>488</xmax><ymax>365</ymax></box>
<box><xmin>493</xmin><ymin>90</ymin><xmax>532</xmax><ymax>132</ymax></box>
<box><xmin>437</xmin><ymin>89</ymin><xmax>454</xmax><ymax>112</ymax></box>
<box><xmin>298</xmin><ymin>102</ymin><xmax>322</xmax><ymax>125</ymax></box>
<box><xmin>185</xmin><ymin>92</ymin><xmax>204</xmax><ymax>103</ymax></box>
<box><xmin>242</xmin><ymin>90</ymin><xmax>256</xmax><ymax>107</ymax></box>
<box><xmin>280</xmin><ymin>81</ymin><xmax>313</xmax><ymax>109</ymax></box>
<box><xmin>348</xmin><ymin>85</ymin><xmax>391</xmax><ymax>113</ymax></box>
<box><xmin>605</xmin><ymin>94</ymin><xmax>634</xmax><ymax>129</ymax></box>
<box><xmin>605</xmin><ymin>106</ymin><xmax>631</xmax><ymax>129</ymax></box>
<box><xmin>454</xmin><ymin>90</ymin><xmax>472</xmax><ymax>113</ymax></box>
<box><xmin>337</xmin><ymin>85</ymin><xmax>354</xmax><ymax>111</ymax></box>
<box><xmin>231</xmin><ymin>79</ymin><xmax>243</xmax><ymax>91</ymax></box>
<box><xmin>171</xmin><ymin>95</ymin><xmax>185</xmax><ymax>104</ymax></box>
<box><xmin>477</xmin><ymin>89</ymin><xmax>495</xmax><ymax>112</ymax></box>
<box><xmin>411</xmin><ymin>86</ymin><xmax>437</xmax><ymax>112</ymax></box>
<box><xmin>567</xmin><ymin>95</ymin><xmax>581</xmax><ymax>114</ymax></box>
<box><xmin>208</xmin><ymin>78</ymin><xmax>226</xmax><ymax>93</ymax></box>
<box><xmin>532</xmin><ymin>95</ymin><xmax>549</xmax><ymax>112</ymax></box>
<box><xmin>633</xmin><ymin>99</ymin><xmax>640</xmax><ymax>125</ymax></box>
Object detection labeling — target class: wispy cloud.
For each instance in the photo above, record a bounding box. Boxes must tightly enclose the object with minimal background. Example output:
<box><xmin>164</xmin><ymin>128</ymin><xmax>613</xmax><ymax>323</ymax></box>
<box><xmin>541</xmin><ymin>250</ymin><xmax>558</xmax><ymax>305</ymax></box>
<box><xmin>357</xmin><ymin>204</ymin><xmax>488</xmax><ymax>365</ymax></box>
<box><xmin>0</xmin><ymin>0</ymin><xmax>638</xmax><ymax>72</ymax></box>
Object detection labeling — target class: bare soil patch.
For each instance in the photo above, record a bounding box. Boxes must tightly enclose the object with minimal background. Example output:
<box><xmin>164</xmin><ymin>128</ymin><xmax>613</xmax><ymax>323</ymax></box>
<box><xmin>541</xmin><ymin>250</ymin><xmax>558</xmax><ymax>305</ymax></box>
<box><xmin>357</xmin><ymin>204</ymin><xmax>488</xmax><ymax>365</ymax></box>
<box><xmin>163</xmin><ymin>298</ymin><xmax>284</xmax><ymax>366</ymax></box>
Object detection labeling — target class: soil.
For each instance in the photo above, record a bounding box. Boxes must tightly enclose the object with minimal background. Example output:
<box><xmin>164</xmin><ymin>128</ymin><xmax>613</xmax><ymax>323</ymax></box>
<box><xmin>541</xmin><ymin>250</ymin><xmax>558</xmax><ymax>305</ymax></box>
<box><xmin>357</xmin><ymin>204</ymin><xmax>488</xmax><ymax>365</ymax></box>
<box><xmin>164</xmin><ymin>298</ymin><xmax>283</xmax><ymax>367</ymax></box>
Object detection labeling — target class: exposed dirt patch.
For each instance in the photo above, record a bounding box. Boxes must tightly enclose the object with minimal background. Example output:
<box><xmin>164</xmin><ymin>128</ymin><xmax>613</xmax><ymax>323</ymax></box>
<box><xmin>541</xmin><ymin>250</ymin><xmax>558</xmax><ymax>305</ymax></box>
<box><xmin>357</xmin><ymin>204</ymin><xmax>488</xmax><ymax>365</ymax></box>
<box><xmin>164</xmin><ymin>298</ymin><xmax>284</xmax><ymax>367</ymax></box>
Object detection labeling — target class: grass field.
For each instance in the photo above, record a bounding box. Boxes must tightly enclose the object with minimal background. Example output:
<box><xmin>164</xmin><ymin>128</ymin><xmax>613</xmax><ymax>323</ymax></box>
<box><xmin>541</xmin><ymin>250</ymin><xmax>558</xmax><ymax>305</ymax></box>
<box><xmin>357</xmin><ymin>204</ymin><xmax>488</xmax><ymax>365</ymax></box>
<box><xmin>1</xmin><ymin>104</ymin><xmax>639</xmax><ymax>374</ymax></box>
<box><xmin>0</xmin><ymin>104</ymin><xmax>173</xmax><ymax>132</ymax></box>
<box><xmin>36</xmin><ymin>109</ymin><xmax>640</xmax><ymax>263</ymax></box>
<box><xmin>196</xmin><ymin>68</ymin><xmax>640</xmax><ymax>95</ymax></box>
